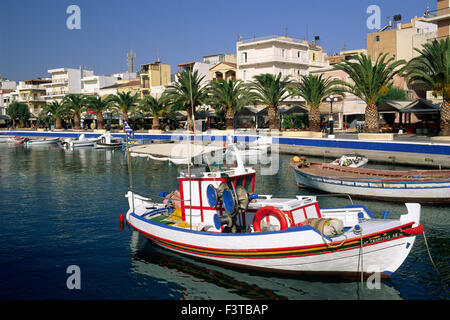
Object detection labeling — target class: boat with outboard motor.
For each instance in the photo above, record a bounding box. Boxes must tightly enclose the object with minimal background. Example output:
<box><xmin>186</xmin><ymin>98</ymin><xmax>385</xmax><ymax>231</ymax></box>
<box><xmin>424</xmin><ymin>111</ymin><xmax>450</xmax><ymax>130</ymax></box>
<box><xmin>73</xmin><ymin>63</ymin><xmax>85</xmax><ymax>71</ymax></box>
<box><xmin>94</xmin><ymin>131</ymin><xmax>123</xmax><ymax>149</ymax></box>
<box><xmin>124</xmin><ymin>138</ymin><xmax>423</xmax><ymax>278</ymax></box>
<box><xmin>61</xmin><ymin>133</ymin><xmax>99</xmax><ymax>148</ymax></box>
<box><xmin>291</xmin><ymin>156</ymin><xmax>450</xmax><ymax>203</ymax></box>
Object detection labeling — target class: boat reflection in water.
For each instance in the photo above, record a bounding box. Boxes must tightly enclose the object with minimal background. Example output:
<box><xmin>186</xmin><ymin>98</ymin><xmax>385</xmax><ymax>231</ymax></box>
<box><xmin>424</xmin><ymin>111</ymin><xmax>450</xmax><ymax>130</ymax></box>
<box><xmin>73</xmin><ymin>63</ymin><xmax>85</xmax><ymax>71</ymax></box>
<box><xmin>128</xmin><ymin>230</ymin><xmax>402</xmax><ymax>300</ymax></box>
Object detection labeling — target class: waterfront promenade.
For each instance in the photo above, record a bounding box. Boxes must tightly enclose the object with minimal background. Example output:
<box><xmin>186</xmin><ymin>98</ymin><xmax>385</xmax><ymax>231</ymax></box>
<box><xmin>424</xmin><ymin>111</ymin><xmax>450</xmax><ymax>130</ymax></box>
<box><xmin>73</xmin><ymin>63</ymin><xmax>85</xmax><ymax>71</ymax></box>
<box><xmin>2</xmin><ymin>129</ymin><xmax>450</xmax><ymax>168</ymax></box>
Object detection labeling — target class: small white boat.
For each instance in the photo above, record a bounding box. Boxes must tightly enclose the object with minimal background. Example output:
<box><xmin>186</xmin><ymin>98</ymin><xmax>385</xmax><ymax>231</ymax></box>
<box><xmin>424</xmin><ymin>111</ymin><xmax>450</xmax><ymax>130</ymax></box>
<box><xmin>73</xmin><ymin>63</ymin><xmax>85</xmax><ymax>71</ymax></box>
<box><xmin>331</xmin><ymin>154</ymin><xmax>368</xmax><ymax>168</ymax></box>
<box><xmin>123</xmin><ymin>138</ymin><xmax>424</xmax><ymax>279</ymax></box>
<box><xmin>24</xmin><ymin>137</ymin><xmax>60</xmax><ymax>145</ymax></box>
<box><xmin>94</xmin><ymin>132</ymin><xmax>123</xmax><ymax>149</ymax></box>
<box><xmin>6</xmin><ymin>136</ymin><xmax>26</xmax><ymax>144</ymax></box>
<box><xmin>62</xmin><ymin>134</ymin><xmax>99</xmax><ymax>148</ymax></box>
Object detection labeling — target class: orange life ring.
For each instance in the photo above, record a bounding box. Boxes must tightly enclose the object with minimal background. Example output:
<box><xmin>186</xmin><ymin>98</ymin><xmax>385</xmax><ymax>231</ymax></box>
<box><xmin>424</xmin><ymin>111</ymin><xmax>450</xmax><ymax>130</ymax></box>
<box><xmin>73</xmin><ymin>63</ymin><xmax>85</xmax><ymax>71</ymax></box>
<box><xmin>253</xmin><ymin>206</ymin><xmax>289</xmax><ymax>232</ymax></box>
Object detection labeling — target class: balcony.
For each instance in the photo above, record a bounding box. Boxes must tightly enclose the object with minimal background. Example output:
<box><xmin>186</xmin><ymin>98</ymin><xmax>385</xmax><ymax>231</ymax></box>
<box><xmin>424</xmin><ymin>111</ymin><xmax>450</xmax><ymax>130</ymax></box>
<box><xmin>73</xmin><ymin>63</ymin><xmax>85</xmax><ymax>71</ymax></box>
<box><xmin>424</xmin><ymin>7</ymin><xmax>450</xmax><ymax>22</ymax></box>
<box><xmin>239</xmin><ymin>55</ymin><xmax>327</xmax><ymax>67</ymax></box>
<box><xmin>17</xmin><ymin>84</ymin><xmax>47</xmax><ymax>91</ymax></box>
<box><xmin>43</xmin><ymin>79</ymin><xmax>69</xmax><ymax>86</ymax></box>
<box><xmin>18</xmin><ymin>96</ymin><xmax>46</xmax><ymax>103</ymax></box>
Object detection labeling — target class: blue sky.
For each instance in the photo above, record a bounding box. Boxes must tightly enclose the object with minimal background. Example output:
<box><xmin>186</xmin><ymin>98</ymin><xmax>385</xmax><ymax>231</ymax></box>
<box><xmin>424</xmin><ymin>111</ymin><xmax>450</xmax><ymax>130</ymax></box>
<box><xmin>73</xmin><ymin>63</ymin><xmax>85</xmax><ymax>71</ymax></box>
<box><xmin>0</xmin><ymin>0</ymin><xmax>433</xmax><ymax>81</ymax></box>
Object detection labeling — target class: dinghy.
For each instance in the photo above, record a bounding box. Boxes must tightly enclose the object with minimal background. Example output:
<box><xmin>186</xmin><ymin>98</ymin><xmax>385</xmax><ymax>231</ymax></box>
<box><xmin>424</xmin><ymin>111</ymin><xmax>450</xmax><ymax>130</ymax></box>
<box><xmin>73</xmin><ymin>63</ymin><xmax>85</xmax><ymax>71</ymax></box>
<box><xmin>62</xmin><ymin>134</ymin><xmax>99</xmax><ymax>148</ymax></box>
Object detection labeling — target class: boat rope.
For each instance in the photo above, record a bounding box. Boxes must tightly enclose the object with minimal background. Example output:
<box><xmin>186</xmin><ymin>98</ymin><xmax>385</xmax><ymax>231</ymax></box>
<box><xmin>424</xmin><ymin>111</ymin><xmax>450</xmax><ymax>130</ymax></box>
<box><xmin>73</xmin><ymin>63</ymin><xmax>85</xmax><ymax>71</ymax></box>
<box><xmin>422</xmin><ymin>231</ymin><xmax>438</xmax><ymax>272</ymax></box>
<box><xmin>359</xmin><ymin>226</ymin><xmax>364</xmax><ymax>300</ymax></box>
<box><xmin>319</xmin><ymin>231</ymin><xmax>347</xmax><ymax>248</ymax></box>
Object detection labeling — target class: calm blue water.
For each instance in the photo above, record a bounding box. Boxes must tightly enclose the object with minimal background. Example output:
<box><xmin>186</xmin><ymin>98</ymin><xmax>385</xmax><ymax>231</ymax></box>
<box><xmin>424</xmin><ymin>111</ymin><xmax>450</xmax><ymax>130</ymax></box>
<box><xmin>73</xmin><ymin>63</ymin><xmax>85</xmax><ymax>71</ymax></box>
<box><xmin>0</xmin><ymin>142</ymin><xmax>449</xmax><ymax>300</ymax></box>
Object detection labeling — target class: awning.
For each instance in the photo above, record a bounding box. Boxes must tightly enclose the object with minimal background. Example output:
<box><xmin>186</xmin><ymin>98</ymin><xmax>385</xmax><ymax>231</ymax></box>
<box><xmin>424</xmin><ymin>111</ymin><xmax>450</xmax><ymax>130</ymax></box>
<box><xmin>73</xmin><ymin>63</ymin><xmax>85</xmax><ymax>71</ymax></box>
<box><xmin>377</xmin><ymin>100</ymin><xmax>411</xmax><ymax>114</ymax></box>
<box><xmin>401</xmin><ymin>99</ymin><xmax>441</xmax><ymax>114</ymax></box>
<box><xmin>128</xmin><ymin>143</ymin><xmax>224</xmax><ymax>165</ymax></box>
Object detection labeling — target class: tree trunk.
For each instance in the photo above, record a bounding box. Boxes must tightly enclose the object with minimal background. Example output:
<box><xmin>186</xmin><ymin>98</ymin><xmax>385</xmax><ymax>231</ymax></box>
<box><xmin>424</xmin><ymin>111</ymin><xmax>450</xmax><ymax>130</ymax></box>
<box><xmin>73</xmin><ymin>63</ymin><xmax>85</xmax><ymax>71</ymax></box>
<box><xmin>152</xmin><ymin>116</ymin><xmax>160</xmax><ymax>130</ymax></box>
<box><xmin>225</xmin><ymin>107</ymin><xmax>235</xmax><ymax>130</ymax></box>
<box><xmin>96</xmin><ymin>114</ymin><xmax>103</xmax><ymax>130</ymax></box>
<box><xmin>308</xmin><ymin>106</ymin><xmax>321</xmax><ymax>132</ymax></box>
<box><xmin>122</xmin><ymin>112</ymin><xmax>128</xmax><ymax>123</ymax></box>
<box><xmin>74</xmin><ymin>115</ymin><xmax>80</xmax><ymax>130</ymax></box>
<box><xmin>186</xmin><ymin>105</ymin><xmax>193</xmax><ymax>131</ymax></box>
<box><xmin>55</xmin><ymin>118</ymin><xmax>62</xmax><ymax>129</ymax></box>
<box><xmin>364</xmin><ymin>103</ymin><xmax>379</xmax><ymax>133</ymax></box>
<box><xmin>267</xmin><ymin>106</ymin><xmax>279</xmax><ymax>130</ymax></box>
<box><xmin>440</xmin><ymin>99</ymin><xmax>450</xmax><ymax>136</ymax></box>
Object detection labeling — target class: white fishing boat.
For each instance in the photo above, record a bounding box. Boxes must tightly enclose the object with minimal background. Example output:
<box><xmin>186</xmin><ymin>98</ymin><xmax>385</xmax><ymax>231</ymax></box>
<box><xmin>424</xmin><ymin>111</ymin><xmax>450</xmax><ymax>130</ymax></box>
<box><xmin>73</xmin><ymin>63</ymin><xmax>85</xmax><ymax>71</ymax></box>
<box><xmin>331</xmin><ymin>154</ymin><xmax>368</xmax><ymax>168</ymax></box>
<box><xmin>61</xmin><ymin>134</ymin><xmax>99</xmax><ymax>148</ymax></box>
<box><xmin>24</xmin><ymin>137</ymin><xmax>60</xmax><ymax>145</ymax></box>
<box><xmin>94</xmin><ymin>131</ymin><xmax>123</xmax><ymax>149</ymax></box>
<box><xmin>123</xmin><ymin>138</ymin><xmax>423</xmax><ymax>279</ymax></box>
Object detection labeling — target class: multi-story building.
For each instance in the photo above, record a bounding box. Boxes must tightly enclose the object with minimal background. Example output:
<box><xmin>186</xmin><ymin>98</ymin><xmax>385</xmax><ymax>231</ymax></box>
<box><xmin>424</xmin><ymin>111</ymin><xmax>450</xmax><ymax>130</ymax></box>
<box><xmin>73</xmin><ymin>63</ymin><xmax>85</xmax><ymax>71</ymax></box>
<box><xmin>177</xmin><ymin>61</ymin><xmax>213</xmax><ymax>85</ymax></box>
<box><xmin>424</xmin><ymin>0</ymin><xmax>450</xmax><ymax>40</ymax></box>
<box><xmin>0</xmin><ymin>78</ymin><xmax>17</xmax><ymax>116</ymax></box>
<box><xmin>139</xmin><ymin>60</ymin><xmax>171</xmax><ymax>97</ymax></box>
<box><xmin>17</xmin><ymin>78</ymin><xmax>52</xmax><ymax>120</ymax></box>
<box><xmin>367</xmin><ymin>16</ymin><xmax>438</xmax><ymax>62</ymax></box>
<box><xmin>43</xmin><ymin>68</ymin><xmax>93</xmax><ymax>102</ymax></box>
<box><xmin>81</xmin><ymin>75</ymin><xmax>119</xmax><ymax>96</ymax></box>
<box><xmin>236</xmin><ymin>35</ymin><xmax>328</xmax><ymax>83</ymax></box>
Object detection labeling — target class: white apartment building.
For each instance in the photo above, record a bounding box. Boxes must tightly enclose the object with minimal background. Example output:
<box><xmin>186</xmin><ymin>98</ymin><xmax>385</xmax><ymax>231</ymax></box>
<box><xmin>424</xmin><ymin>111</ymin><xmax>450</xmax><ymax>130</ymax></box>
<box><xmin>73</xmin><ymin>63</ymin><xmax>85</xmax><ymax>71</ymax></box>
<box><xmin>177</xmin><ymin>61</ymin><xmax>213</xmax><ymax>85</ymax></box>
<box><xmin>81</xmin><ymin>75</ymin><xmax>119</xmax><ymax>95</ymax></box>
<box><xmin>0</xmin><ymin>79</ymin><xmax>17</xmax><ymax>116</ymax></box>
<box><xmin>236</xmin><ymin>35</ymin><xmax>328</xmax><ymax>83</ymax></box>
<box><xmin>43</xmin><ymin>68</ymin><xmax>93</xmax><ymax>101</ymax></box>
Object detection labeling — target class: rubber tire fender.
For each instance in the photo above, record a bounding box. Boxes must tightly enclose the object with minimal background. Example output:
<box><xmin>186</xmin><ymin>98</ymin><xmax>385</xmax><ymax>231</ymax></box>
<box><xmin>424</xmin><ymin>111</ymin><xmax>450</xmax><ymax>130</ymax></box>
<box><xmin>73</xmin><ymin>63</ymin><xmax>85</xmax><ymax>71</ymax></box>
<box><xmin>253</xmin><ymin>206</ymin><xmax>289</xmax><ymax>232</ymax></box>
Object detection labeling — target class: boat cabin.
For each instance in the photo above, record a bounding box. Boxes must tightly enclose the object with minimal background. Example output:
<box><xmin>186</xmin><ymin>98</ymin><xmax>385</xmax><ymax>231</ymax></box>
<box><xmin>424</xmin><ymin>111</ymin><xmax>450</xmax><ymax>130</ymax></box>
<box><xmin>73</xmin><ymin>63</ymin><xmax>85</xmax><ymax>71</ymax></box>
<box><xmin>173</xmin><ymin>166</ymin><xmax>322</xmax><ymax>233</ymax></box>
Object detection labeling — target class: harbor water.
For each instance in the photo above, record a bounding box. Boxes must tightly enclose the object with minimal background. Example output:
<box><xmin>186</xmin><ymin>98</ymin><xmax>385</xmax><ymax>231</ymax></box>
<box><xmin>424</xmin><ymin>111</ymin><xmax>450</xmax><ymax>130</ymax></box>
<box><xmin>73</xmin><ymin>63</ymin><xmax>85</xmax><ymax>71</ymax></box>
<box><xmin>0</xmin><ymin>142</ymin><xmax>449</xmax><ymax>300</ymax></box>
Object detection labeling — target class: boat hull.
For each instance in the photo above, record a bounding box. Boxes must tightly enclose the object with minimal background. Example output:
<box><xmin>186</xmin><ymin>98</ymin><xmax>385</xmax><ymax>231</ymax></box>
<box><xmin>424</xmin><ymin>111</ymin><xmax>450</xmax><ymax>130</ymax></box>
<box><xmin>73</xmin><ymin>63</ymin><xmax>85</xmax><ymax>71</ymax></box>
<box><xmin>126</xmin><ymin>209</ymin><xmax>418</xmax><ymax>279</ymax></box>
<box><xmin>291</xmin><ymin>163</ymin><xmax>450</xmax><ymax>203</ymax></box>
<box><xmin>26</xmin><ymin>138</ymin><xmax>59</xmax><ymax>145</ymax></box>
<box><xmin>94</xmin><ymin>142</ymin><xmax>122</xmax><ymax>149</ymax></box>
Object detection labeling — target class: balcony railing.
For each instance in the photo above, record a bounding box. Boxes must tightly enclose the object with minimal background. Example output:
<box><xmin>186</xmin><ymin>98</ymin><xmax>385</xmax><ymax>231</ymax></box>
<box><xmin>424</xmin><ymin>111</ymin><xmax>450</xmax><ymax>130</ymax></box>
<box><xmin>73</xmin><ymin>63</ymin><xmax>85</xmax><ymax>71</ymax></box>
<box><xmin>424</xmin><ymin>7</ymin><xmax>450</xmax><ymax>19</ymax></box>
<box><xmin>18</xmin><ymin>96</ymin><xmax>45</xmax><ymax>102</ymax></box>
<box><xmin>238</xmin><ymin>34</ymin><xmax>308</xmax><ymax>45</ymax></box>
<box><xmin>239</xmin><ymin>55</ymin><xmax>327</xmax><ymax>67</ymax></box>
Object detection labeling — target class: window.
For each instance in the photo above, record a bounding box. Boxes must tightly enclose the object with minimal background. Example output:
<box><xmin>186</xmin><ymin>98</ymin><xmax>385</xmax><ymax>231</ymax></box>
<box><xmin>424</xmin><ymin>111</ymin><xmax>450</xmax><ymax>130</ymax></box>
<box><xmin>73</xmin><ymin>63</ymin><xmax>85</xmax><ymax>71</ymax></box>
<box><xmin>243</xmin><ymin>70</ymin><xmax>247</xmax><ymax>81</ymax></box>
<box><xmin>242</xmin><ymin>52</ymin><xmax>248</xmax><ymax>63</ymax></box>
<box><xmin>375</xmin><ymin>35</ymin><xmax>380</xmax><ymax>42</ymax></box>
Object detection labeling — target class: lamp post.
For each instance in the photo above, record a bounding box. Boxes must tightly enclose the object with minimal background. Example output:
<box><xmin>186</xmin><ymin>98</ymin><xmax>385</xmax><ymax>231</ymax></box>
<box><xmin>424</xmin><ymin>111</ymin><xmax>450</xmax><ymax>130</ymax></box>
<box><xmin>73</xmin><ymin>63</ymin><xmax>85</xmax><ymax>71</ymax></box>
<box><xmin>326</xmin><ymin>95</ymin><xmax>338</xmax><ymax>138</ymax></box>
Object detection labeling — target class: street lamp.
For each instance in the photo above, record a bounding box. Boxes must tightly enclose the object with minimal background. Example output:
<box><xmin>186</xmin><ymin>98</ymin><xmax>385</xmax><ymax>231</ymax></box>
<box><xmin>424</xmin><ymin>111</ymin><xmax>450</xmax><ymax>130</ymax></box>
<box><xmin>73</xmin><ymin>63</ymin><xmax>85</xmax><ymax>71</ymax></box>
<box><xmin>326</xmin><ymin>95</ymin><xmax>338</xmax><ymax>138</ymax></box>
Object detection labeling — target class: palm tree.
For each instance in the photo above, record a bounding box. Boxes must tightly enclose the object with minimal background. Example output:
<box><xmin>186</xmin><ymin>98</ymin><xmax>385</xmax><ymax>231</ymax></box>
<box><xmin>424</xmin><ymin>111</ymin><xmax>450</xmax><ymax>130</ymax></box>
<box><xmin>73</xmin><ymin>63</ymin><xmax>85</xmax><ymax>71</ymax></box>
<box><xmin>165</xmin><ymin>69</ymin><xmax>208</xmax><ymax>131</ymax></box>
<box><xmin>405</xmin><ymin>38</ymin><xmax>450</xmax><ymax>136</ymax></box>
<box><xmin>62</xmin><ymin>94</ymin><xmax>87</xmax><ymax>129</ymax></box>
<box><xmin>207</xmin><ymin>79</ymin><xmax>250</xmax><ymax>130</ymax></box>
<box><xmin>250</xmin><ymin>73</ymin><xmax>293</xmax><ymax>130</ymax></box>
<box><xmin>139</xmin><ymin>94</ymin><xmax>172</xmax><ymax>130</ymax></box>
<box><xmin>107</xmin><ymin>91</ymin><xmax>140</xmax><ymax>124</ymax></box>
<box><xmin>40</xmin><ymin>101</ymin><xmax>67</xmax><ymax>129</ymax></box>
<box><xmin>290</xmin><ymin>74</ymin><xmax>344</xmax><ymax>132</ymax></box>
<box><xmin>333</xmin><ymin>53</ymin><xmax>406</xmax><ymax>133</ymax></box>
<box><xmin>85</xmin><ymin>96</ymin><xmax>112</xmax><ymax>130</ymax></box>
